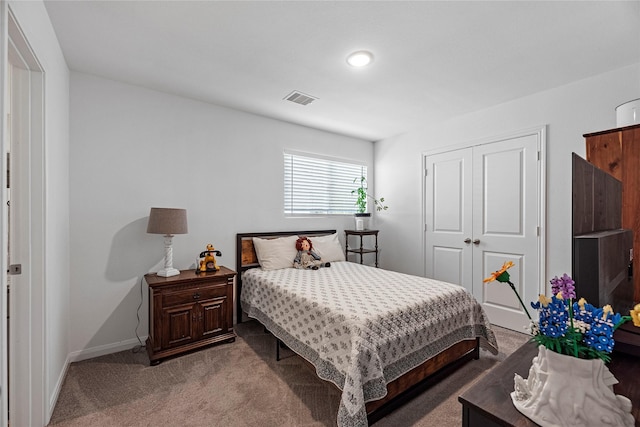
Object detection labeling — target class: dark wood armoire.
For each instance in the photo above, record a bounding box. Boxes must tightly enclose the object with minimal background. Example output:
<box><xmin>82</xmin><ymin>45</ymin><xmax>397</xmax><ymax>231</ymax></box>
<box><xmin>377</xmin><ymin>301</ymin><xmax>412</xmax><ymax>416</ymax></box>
<box><xmin>584</xmin><ymin>123</ymin><xmax>640</xmax><ymax>303</ymax></box>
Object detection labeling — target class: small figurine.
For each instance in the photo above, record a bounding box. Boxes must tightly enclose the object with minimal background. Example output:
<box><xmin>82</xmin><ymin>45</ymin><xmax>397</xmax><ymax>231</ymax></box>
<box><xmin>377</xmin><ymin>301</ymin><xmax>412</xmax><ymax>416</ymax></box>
<box><xmin>293</xmin><ymin>236</ymin><xmax>330</xmax><ymax>270</ymax></box>
<box><xmin>199</xmin><ymin>244</ymin><xmax>221</xmax><ymax>273</ymax></box>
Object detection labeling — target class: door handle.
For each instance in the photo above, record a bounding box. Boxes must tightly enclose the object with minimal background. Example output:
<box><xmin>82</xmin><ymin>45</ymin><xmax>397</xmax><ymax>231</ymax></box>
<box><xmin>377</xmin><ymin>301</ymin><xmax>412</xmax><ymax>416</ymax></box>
<box><xmin>473</xmin><ymin>239</ymin><xmax>480</xmax><ymax>245</ymax></box>
<box><xmin>464</xmin><ymin>238</ymin><xmax>471</xmax><ymax>244</ymax></box>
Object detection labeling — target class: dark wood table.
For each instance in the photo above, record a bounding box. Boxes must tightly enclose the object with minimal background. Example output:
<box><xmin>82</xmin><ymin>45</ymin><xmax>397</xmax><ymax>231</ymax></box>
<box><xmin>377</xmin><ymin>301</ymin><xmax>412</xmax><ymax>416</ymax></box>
<box><xmin>458</xmin><ymin>341</ymin><xmax>639</xmax><ymax>427</ymax></box>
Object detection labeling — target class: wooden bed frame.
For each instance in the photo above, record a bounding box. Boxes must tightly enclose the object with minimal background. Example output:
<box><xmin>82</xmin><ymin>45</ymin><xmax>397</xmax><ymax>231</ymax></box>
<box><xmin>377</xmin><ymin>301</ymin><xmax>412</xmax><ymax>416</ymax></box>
<box><xmin>235</xmin><ymin>230</ymin><xmax>480</xmax><ymax>424</ymax></box>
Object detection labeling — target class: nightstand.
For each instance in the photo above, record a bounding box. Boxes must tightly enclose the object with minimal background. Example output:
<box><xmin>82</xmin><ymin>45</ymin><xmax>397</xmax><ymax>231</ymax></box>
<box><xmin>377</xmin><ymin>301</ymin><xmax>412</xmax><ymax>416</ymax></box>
<box><xmin>345</xmin><ymin>229</ymin><xmax>379</xmax><ymax>267</ymax></box>
<box><xmin>145</xmin><ymin>266</ymin><xmax>236</xmax><ymax>365</ymax></box>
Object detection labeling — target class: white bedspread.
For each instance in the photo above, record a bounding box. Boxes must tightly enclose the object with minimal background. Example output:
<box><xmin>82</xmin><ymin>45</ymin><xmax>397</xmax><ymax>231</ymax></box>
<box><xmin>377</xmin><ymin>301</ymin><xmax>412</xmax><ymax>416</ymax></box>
<box><xmin>241</xmin><ymin>261</ymin><xmax>498</xmax><ymax>427</ymax></box>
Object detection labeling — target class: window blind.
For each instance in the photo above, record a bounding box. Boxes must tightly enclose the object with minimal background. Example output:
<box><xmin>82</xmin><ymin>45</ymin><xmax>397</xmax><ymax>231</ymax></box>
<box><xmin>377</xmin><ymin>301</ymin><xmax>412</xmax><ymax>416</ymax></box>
<box><xmin>284</xmin><ymin>151</ymin><xmax>366</xmax><ymax>215</ymax></box>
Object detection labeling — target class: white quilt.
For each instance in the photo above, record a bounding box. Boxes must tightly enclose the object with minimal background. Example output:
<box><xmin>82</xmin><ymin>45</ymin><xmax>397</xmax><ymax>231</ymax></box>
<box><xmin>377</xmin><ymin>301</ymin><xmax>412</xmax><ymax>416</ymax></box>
<box><xmin>241</xmin><ymin>261</ymin><xmax>498</xmax><ymax>427</ymax></box>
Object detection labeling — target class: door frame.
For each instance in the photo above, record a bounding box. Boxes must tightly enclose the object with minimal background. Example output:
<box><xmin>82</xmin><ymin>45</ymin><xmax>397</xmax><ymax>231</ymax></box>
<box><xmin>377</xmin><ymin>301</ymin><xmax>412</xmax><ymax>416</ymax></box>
<box><xmin>0</xmin><ymin>2</ymin><xmax>7</xmax><ymax>423</ymax></box>
<box><xmin>422</xmin><ymin>125</ymin><xmax>547</xmax><ymax>297</ymax></box>
<box><xmin>2</xmin><ymin>6</ymin><xmax>47</xmax><ymax>426</ymax></box>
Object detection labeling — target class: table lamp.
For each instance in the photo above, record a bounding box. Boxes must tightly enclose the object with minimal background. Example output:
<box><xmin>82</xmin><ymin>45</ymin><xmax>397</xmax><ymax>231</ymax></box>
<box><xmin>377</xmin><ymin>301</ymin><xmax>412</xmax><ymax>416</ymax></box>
<box><xmin>147</xmin><ymin>207</ymin><xmax>188</xmax><ymax>277</ymax></box>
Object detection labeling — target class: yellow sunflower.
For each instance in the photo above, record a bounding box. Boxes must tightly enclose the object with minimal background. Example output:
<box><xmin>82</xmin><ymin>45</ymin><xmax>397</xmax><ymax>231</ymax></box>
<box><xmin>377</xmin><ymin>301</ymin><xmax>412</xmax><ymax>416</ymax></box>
<box><xmin>483</xmin><ymin>261</ymin><xmax>514</xmax><ymax>283</ymax></box>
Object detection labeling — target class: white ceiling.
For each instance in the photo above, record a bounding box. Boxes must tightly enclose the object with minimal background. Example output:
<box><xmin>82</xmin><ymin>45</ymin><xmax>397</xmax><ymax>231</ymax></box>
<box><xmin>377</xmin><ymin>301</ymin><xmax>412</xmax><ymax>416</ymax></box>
<box><xmin>43</xmin><ymin>1</ymin><xmax>640</xmax><ymax>141</ymax></box>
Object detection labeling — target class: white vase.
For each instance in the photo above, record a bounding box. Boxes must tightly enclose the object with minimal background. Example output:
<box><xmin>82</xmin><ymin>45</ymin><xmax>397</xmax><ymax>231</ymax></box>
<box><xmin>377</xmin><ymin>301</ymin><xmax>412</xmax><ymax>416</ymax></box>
<box><xmin>354</xmin><ymin>213</ymin><xmax>370</xmax><ymax>230</ymax></box>
<box><xmin>511</xmin><ymin>346</ymin><xmax>634</xmax><ymax>427</ymax></box>
<box><xmin>616</xmin><ymin>98</ymin><xmax>640</xmax><ymax>127</ymax></box>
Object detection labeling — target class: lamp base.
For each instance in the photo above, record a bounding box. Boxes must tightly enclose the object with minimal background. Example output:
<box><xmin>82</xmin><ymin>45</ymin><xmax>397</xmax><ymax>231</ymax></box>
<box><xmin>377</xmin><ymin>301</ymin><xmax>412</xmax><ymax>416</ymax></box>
<box><xmin>157</xmin><ymin>267</ymin><xmax>180</xmax><ymax>277</ymax></box>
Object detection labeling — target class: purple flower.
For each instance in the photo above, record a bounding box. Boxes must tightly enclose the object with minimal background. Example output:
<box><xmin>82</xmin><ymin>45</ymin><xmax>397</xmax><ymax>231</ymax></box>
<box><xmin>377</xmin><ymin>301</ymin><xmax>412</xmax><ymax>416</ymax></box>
<box><xmin>550</xmin><ymin>273</ymin><xmax>576</xmax><ymax>299</ymax></box>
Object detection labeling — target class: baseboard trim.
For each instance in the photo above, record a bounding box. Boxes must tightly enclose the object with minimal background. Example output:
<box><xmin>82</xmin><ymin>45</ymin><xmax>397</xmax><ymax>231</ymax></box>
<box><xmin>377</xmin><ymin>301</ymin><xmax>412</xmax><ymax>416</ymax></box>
<box><xmin>48</xmin><ymin>353</ymin><xmax>72</xmax><ymax>422</ymax></box>
<box><xmin>68</xmin><ymin>336</ymin><xmax>148</xmax><ymax>363</ymax></box>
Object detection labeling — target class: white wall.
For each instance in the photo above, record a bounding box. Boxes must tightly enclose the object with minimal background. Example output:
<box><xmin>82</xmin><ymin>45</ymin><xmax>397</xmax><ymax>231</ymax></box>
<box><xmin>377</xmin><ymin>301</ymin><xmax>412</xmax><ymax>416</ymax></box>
<box><xmin>374</xmin><ymin>64</ymin><xmax>640</xmax><ymax>289</ymax></box>
<box><xmin>68</xmin><ymin>72</ymin><xmax>373</xmax><ymax>359</ymax></box>
<box><xmin>6</xmin><ymin>0</ymin><xmax>70</xmax><ymax>423</ymax></box>
<box><xmin>4</xmin><ymin>2</ymin><xmax>637</xmax><ymax>422</ymax></box>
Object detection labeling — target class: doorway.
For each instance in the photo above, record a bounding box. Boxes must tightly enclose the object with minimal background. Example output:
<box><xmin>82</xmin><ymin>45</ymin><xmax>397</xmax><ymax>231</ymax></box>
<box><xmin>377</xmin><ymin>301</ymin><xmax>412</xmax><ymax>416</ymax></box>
<box><xmin>3</xmin><ymin>9</ymin><xmax>47</xmax><ymax>427</ymax></box>
<box><xmin>424</xmin><ymin>127</ymin><xmax>546</xmax><ymax>331</ymax></box>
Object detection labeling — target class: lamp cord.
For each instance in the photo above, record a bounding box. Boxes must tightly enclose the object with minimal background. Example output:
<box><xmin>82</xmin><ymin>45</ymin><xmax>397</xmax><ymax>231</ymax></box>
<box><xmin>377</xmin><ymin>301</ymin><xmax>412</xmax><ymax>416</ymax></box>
<box><xmin>132</xmin><ymin>275</ymin><xmax>146</xmax><ymax>353</ymax></box>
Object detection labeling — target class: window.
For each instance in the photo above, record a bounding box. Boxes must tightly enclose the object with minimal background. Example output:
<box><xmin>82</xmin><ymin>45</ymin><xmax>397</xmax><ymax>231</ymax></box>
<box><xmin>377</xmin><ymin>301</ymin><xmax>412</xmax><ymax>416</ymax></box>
<box><xmin>284</xmin><ymin>151</ymin><xmax>366</xmax><ymax>215</ymax></box>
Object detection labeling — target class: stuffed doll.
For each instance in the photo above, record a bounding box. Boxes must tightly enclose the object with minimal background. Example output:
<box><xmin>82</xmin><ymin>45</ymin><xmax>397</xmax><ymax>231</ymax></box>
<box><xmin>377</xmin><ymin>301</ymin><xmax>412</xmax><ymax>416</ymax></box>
<box><xmin>293</xmin><ymin>236</ymin><xmax>331</xmax><ymax>270</ymax></box>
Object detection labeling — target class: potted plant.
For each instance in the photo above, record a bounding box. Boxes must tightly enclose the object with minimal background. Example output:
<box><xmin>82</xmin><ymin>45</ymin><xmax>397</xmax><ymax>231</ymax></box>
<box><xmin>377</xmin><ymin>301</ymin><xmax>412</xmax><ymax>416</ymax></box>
<box><xmin>351</xmin><ymin>176</ymin><xmax>388</xmax><ymax>229</ymax></box>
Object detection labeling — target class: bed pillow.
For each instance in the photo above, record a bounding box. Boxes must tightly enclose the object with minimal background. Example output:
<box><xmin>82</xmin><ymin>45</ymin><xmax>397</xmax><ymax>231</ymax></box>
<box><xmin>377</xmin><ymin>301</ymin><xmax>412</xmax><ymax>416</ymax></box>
<box><xmin>310</xmin><ymin>233</ymin><xmax>346</xmax><ymax>262</ymax></box>
<box><xmin>252</xmin><ymin>235</ymin><xmax>298</xmax><ymax>270</ymax></box>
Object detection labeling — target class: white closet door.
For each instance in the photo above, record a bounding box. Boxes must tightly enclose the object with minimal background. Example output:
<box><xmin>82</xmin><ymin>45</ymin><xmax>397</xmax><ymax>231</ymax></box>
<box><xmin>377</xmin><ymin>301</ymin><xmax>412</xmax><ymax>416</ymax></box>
<box><xmin>425</xmin><ymin>129</ymin><xmax>543</xmax><ymax>331</ymax></box>
<box><xmin>472</xmin><ymin>134</ymin><xmax>541</xmax><ymax>331</ymax></box>
<box><xmin>424</xmin><ymin>148</ymin><xmax>473</xmax><ymax>293</ymax></box>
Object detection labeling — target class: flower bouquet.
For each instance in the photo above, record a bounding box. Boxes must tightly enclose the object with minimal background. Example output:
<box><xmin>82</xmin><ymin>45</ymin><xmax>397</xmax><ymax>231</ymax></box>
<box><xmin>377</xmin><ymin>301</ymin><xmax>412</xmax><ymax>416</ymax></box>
<box><xmin>484</xmin><ymin>262</ymin><xmax>639</xmax><ymax>427</ymax></box>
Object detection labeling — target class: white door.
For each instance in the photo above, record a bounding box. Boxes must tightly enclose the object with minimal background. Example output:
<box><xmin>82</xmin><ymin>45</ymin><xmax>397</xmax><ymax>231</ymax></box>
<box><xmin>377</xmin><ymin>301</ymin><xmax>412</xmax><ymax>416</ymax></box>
<box><xmin>425</xmin><ymin>128</ymin><xmax>545</xmax><ymax>331</ymax></box>
<box><xmin>9</xmin><ymin>58</ymin><xmax>33</xmax><ymax>427</ymax></box>
<box><xmin>0</xmin><ymin>4</ymin><xmax>7</xmax><ymax>422</ymax></box>
<box><xmin>4</xmin><ymin>10</ymin><xmax>46</xmax><ymax>426</ymax></box>
<box><xmin>424</xmin><ymin>148</ymin><xmax>473</xmax><ymax>292</ymax></box>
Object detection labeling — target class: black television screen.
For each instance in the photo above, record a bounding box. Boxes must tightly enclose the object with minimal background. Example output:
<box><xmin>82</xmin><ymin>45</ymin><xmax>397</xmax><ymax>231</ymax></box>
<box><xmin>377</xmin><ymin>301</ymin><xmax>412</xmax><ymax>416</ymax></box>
<box><xmin>573</xmin><ymin>229</ymin><xmax>633</xmax><ymax>314</ymax></box>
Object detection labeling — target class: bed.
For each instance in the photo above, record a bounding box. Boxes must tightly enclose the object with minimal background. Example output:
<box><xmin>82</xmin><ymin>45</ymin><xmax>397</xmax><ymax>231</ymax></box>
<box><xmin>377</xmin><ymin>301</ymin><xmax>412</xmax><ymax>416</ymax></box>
<box><xmin>236</xmin><ymin>230</ymin><xmax>498</xmax><ymax>427</ymax></box>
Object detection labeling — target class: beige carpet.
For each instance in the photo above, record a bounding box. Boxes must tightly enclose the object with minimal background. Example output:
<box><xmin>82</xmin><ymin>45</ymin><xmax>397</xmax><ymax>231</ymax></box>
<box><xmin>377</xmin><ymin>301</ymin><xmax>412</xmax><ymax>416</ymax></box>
<box><xmin>48</xmin><ymin>320</ymin><xmax>530</xmax><ymax>427</ymax></box>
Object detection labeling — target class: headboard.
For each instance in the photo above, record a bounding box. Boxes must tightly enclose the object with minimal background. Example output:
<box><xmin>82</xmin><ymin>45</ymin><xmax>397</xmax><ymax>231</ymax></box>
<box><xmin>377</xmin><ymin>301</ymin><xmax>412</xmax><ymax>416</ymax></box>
<box><xmin>235</xmin><ymin>229</ymin><xmax>337</xmax><ymax>324</ymax></box>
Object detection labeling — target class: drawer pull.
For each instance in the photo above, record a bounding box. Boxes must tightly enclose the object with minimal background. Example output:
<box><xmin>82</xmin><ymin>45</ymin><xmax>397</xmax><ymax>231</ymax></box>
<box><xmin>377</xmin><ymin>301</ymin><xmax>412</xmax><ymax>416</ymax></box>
<box><xmin>193</xmin><ymin>293</ymin><xmax>200</xmax><ymax>299</ymax></box>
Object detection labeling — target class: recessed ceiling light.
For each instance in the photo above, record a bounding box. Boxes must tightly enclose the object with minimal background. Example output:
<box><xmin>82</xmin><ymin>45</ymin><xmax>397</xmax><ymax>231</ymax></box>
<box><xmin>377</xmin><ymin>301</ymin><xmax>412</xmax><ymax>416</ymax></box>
<box><xmin>346</xmin><ymin>51</ymin><xmax>374</xmax><ymax>67</ymax></box>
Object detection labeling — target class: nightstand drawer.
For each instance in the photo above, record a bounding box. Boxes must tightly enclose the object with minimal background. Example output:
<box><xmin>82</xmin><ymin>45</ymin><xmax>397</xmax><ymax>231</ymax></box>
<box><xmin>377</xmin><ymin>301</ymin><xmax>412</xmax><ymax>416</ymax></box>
<box><xmin>163</xmin><ymin>283</ymin><xmax>227</xmax><ymax>307</ymax></box>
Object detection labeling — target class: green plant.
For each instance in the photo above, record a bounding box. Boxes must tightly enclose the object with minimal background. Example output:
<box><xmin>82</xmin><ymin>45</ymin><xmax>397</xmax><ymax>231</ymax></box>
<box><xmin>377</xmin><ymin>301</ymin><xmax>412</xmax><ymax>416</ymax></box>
<box><xmin>351</xmin><ymin>176</ymin><xmax>388</xmax><ymax>213</ymax></box>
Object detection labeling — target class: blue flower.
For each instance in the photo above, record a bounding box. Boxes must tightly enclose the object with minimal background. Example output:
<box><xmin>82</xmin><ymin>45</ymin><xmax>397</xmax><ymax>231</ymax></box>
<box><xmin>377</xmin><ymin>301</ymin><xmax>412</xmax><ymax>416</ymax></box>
<box><xmin>493</xmin><ymin>265</ymin><xmax>631</xmax><ymax>361</ymax></box>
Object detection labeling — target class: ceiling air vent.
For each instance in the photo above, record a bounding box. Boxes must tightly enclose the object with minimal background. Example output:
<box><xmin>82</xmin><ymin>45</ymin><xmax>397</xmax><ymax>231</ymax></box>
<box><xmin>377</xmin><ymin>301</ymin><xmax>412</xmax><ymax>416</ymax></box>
<box><xmin>284</xmin><ymin>91</ymin><xmax>318</xmax><ymax>106</ymax></box>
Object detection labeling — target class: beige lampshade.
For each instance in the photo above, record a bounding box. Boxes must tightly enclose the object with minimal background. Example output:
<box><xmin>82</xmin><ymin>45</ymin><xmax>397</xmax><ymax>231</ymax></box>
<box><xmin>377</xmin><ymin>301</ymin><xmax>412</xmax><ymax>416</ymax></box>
<box><xmin>147</xmin><ymin>207</ymin><xmax>188</xmax><ymax>235</ymax></box>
